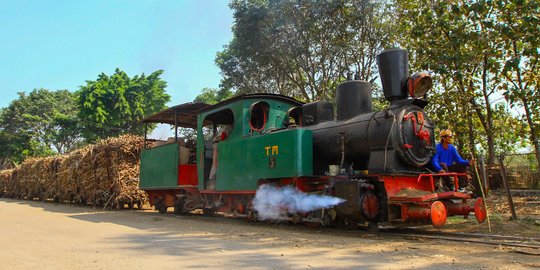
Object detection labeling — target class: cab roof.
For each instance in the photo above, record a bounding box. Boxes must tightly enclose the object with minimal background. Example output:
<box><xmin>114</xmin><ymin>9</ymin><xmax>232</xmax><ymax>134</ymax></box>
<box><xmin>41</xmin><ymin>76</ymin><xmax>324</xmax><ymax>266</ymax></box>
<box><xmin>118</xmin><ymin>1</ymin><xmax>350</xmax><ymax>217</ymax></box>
<box><xmin>198</xmin><ymin>93</ymin><xmax>303</xmax><ymax>113</ymax></box>
<box><xmin>141</xmin><ymin>102</ymin><xmax>209</xmax><ymax>128</ymax></box>
<box><xmin>141</xmin><ymin>94</ymin><xmax>304</xmax><ymax>128</ymax></box>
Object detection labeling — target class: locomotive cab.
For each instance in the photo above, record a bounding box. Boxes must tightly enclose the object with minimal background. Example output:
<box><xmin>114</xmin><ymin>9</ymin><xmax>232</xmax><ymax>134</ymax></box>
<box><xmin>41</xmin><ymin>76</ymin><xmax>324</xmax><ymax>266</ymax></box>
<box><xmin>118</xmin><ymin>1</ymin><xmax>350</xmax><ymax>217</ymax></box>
<box><xmin>195</xmin><ymin>94</ymin><xmax>313</xmax><ymax>192</ymax></box>
<box><xmin>139</xmin><ymin>102</ymin><xmax>208</xmax><ymax>213</ymax></box>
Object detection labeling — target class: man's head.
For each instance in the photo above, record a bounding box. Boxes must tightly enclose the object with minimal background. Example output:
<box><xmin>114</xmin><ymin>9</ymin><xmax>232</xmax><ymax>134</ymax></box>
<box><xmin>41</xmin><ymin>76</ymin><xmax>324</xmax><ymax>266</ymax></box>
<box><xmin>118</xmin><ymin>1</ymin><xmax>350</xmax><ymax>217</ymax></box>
<box><xmin>440</xmin><ymin>129</ymin><xmax>454</xmax><ymax>144</ymax></box>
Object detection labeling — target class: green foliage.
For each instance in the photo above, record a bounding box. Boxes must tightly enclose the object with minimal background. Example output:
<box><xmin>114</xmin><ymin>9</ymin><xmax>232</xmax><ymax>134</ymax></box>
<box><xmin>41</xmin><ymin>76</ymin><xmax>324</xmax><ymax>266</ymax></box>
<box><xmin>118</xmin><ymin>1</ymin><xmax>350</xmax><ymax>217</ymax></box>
<box><xmin>0</xmin><ymin>89</ymin><xmax>79</xmax><ymax>164</ymax></box>
<box><xmin>194</xmin><ymin>87</ymin><xmax>233</xmax><ymax>105</ymax></box>
<box><xmin>393</xmin><ymin>0</ymin><xmax>538</xmax><ymax>164</ymax></box>
<box><xmin>218</xmin><ymin>0</ymin><xmax>393</xmax><ymax>102</ymax></box>
<box><xmin>78</xmin><ymin>69</ymin><xmax>170</xmax><ymax>142</ymax></box>
<box><xmin>496</xmin><ymin>0</ymin><xmax>540</xmax><ymax>168</ymax></box>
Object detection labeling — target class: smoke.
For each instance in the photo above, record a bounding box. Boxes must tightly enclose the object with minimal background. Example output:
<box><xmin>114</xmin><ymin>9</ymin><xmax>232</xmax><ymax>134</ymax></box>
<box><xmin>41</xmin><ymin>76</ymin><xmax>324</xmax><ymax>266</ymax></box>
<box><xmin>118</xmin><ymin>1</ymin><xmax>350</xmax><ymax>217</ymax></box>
<box><xmin>253</xmin><ymin>184</ymin><xmax>346</xmax><ymax>221</ymax></box>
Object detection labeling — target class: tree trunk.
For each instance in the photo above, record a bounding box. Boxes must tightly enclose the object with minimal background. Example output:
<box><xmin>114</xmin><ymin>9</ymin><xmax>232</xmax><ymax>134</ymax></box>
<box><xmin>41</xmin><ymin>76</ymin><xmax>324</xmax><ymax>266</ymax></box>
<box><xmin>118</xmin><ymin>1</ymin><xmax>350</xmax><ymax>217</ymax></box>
<box><xmin>467</xmin><ymin>108</ymin><xmax>476</xmax><ymax>158</ymax></box>
<box><xmin>522</xmin><ymin>99</ymin><xmax>540</xmax><ymax>171</ymax></box>
<box><xmin>482</xmin><ymin>54</ymin><xmax>496</xmax><ymax>164</ymax></box>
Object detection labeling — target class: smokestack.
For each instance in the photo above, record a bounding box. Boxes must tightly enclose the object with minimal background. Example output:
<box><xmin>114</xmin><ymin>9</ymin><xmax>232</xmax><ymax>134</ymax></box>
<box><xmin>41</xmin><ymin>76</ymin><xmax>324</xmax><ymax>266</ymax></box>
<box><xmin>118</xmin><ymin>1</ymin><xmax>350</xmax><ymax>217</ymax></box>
<box><xmin>377</xmin><ymin>48</ymin><xmax>409</xmax><ymax>102</ymax></box>
<box><xmin>336</xmin><ymin>80</ymin><xmax>372</xmax><ymax>121</ymax></box>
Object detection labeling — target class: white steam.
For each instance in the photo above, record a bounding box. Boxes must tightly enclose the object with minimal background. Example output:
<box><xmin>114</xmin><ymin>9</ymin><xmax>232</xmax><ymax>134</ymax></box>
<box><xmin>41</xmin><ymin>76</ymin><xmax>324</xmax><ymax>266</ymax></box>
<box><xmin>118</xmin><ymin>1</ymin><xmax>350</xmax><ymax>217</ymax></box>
<box><xmin>253</xmin><ymin>184</ymin><xmax>346</xmax><ymax>221</ymax></box>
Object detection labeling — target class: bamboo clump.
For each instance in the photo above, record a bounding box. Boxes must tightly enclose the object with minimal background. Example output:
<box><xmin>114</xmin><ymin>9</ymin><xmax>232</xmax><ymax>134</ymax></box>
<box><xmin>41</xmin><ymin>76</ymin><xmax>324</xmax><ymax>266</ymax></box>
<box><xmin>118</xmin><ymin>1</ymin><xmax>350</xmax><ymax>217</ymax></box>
<box><xmin>0</xmin><ymin>135</ymin><xmax>147</xmax><ymax>209</ymax></box>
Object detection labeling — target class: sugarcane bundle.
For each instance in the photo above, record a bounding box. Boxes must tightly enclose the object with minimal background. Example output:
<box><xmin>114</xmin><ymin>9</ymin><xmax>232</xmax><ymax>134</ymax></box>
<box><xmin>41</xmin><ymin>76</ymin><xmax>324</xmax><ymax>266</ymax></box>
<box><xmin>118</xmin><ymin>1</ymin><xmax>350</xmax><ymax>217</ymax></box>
<box><xmin>0</xmin><ymin>135</ymin><xmax>147</xmax><ymax>208</ymax></box>
<box><xmin>0</xmin><ymin>169</ymin><xmax>13</xmax><ymax>197</ymax></box>
<box><xmin>16</xmin><ymin>158</ymin><xmax>37</xmax><ymax>199</ymax></box>
<box><xmin>42</xmin><ymin>156</ymin><xmax>63</xmax><ymax>202</ymax></box>
<box><xmin>57</xmin><ymin>149</ymin><xmax>84</xmax><ymax>203</ymax></box>
<box><xmin>87</xmin><ymin>135</ymin><xmax>146</xmax><ymax>208</ymax></box>
<box><xmin>5</xmin><ymin>170</ymin><xmax>19</xmax><ymax>198</ymax></box>
<box><xmin>29</xmin><ymin>156</ymin><xmax>56</xmax><ymax>200</ymax></box>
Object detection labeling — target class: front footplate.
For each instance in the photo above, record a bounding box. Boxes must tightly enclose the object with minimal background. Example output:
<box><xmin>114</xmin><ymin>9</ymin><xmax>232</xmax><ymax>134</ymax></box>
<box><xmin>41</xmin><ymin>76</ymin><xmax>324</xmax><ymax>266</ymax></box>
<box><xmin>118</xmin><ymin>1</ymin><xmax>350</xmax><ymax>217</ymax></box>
<box><xmin>400</xmin><ymin>201</ymin><xmax>447</xmax><ymax>228</ymax></box>
<box><xmin>391</xmin><ymin>197</ymin><xmax>487</xmax><ymax>228</ymax></box>
<box><xmin>444</xmin><ymin>197</ymin><xmax>487</xmax><ymax>223</ymax></box>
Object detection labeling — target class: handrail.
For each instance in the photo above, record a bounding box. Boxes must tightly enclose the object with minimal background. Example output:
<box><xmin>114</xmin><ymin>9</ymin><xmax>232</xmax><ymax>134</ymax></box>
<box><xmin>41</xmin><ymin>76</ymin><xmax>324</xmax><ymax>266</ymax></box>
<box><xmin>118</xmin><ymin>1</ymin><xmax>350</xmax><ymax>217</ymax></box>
<box><xmin>416</xmin><ymin>172</ymin><xmax>468</xmax><ymax>192</ymax></box>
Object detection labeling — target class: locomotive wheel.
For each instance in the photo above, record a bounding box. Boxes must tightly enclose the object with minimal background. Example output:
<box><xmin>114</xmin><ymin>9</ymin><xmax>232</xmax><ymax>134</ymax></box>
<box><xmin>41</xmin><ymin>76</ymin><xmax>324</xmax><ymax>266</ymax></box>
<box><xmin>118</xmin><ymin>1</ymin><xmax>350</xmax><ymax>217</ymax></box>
<box><xmin>367</xmin><ymin>221</ymin><xmax>379</xmax><ymax>233</ymax></box>
<box><xmin>360</xmin><ymin>192</ymin><xmax>380</xmax><ymax>220</ymax></box>
<box><xmin>320</xmin><ymin>213</ymin><xmax>333</xmax><ymax>227</ymax></box>
<box><xmin>291</xmin><ymin>214</ymin><xmax>303</xmax><ymax>224</ymax></box>
<box><xmin>474</xmin><ymin>197</ymin><xmax>487</xmax><ymax>223</ymax></box>
<box><xmin>335</xmin><ymin>216</ymin><xmax>358</xmax><ymax>230</ymax></box>
<box><xmin>430</xmin><ymin>201</ymin><xmax>447</xmax><ymax>228</ymax></box>
<box><xmin>246</xmin><ymin>209</ymin><xmax>258</xmax><ymax>222</ymax></box>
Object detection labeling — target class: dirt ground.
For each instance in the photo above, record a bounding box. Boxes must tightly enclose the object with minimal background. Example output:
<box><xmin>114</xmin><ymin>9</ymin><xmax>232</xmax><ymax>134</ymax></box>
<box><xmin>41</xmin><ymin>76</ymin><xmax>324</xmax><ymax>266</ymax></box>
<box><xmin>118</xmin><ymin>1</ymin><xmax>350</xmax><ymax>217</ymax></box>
<box><xmin>0</xmin><ymin>198</ymin><xmax>539</xmax><ymax>270</ymax></box>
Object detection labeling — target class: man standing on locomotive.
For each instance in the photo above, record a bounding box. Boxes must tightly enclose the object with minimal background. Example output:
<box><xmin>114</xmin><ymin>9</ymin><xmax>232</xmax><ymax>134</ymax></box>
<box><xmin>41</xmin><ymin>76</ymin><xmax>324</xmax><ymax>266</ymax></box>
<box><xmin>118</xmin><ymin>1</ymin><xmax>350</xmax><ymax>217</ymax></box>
<box><xmin>431</xmin><ymin>129</ymin><xmax>474</xmax><ymax>192</ymax></box>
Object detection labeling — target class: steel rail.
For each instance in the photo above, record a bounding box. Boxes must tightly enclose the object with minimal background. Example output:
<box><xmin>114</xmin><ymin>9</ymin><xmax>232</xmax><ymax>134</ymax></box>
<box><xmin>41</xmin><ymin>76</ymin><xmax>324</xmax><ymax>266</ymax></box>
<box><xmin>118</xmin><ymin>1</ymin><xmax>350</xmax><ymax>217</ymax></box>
<box><xmin>381</xmin><ymin>229</ymin><xmax>540</xmax><ymax>249</ymax></box>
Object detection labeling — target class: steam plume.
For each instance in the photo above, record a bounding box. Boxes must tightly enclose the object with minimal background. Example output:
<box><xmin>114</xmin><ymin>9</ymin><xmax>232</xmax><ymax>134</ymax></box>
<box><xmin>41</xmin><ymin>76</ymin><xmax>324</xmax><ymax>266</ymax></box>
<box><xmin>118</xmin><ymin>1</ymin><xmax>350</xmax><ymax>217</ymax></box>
<box><xmin>253</xmin><ymin>184</ymin><xmax>346</xmax><ymax>221</ymax></box>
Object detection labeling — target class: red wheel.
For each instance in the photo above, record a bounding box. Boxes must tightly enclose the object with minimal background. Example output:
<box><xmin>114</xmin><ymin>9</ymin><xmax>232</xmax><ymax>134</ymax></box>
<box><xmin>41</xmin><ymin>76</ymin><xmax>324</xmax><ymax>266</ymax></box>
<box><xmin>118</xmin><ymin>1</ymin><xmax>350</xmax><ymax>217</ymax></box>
<box><xmin>474</xmin><ymin>197</ymin><xmax>487</xmax><ymax>223</ymax></box>
<box><xmin>430</xmin><ymin>201</ymin><xmax>447</xmax><ymax>228</ymax></box>
<box><xmin>360</xmin><ymin>192</ymin><xmax>380</xmax><ymax>220</ymax></box>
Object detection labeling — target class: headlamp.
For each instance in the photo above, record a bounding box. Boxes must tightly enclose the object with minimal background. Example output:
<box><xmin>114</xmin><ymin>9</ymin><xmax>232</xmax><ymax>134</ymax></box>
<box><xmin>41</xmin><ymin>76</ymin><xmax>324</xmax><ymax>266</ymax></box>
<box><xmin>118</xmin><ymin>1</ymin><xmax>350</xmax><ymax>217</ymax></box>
<box><xmin>408</xmin><ymin>71</ymin><xmax>432</xmax><ymax>98</ymax></box>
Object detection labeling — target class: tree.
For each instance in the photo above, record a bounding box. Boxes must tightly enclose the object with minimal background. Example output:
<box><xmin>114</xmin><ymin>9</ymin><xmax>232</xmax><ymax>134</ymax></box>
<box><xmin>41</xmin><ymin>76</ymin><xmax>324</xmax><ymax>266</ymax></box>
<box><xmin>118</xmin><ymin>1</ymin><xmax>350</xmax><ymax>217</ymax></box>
<box><xmin>392</xmin><ymin>0</ymin><xmax>529</xmax><ymax>163</ymax></box>
<box><xmin>217</xmin><ymin>0</ymin><xmax>393</xmax><ymax>102</ymax></box>
<box><xmin>78</xmin><ymin>69</ymin><xmax>170</xmax><ymax>142</ymax></box>
<box><xmin>194</xmin><ymin>87</ymin><xmax>233</xmax><ymax>105</ymax></box>
<box><xmin>0</xmin><ymin>89</ymin><xmax>79</xmax><ymax>163</ymax></box>
<box><xmin>496</xmin><ymin>0</ymin><xmax>540</xmax><ymax>169</ymax></box>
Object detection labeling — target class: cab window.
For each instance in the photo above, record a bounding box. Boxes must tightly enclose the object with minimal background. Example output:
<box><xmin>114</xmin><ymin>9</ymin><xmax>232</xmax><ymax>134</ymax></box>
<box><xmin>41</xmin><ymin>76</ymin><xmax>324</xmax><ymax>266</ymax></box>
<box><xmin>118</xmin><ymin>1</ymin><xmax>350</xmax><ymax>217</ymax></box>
<box><xmin>249</xmin><ymin>101</ymin><xmax>269</xmax><ymax>133</ymax></box>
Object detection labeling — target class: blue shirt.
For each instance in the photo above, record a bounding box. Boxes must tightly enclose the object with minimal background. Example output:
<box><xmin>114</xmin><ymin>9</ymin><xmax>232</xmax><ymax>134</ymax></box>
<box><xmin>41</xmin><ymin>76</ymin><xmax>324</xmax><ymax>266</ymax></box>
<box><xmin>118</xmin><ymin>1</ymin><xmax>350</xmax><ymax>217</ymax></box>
<box><xmin>430</xmin><ymin>143</ymin><xmax>469</xmax><ymax>172</ymax></box>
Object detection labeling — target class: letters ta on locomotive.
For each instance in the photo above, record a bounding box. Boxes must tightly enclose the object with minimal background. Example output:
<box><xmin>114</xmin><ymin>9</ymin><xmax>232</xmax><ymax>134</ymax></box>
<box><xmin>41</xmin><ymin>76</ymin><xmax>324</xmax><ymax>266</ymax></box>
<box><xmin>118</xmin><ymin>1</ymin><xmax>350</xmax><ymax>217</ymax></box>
<box><xmin>138</xmin><ymin>48</ymin><xmax>487</xmax><ymax>229</ymax></box>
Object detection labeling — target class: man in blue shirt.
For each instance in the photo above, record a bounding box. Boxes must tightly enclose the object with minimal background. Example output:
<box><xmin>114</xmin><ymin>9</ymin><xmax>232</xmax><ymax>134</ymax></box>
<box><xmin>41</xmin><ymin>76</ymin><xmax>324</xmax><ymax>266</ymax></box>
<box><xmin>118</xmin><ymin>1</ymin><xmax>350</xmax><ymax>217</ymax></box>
<box><xmin>431</xmin><ymin>129</ymin><xmax>474</xmax><ymax>191</ymax></box>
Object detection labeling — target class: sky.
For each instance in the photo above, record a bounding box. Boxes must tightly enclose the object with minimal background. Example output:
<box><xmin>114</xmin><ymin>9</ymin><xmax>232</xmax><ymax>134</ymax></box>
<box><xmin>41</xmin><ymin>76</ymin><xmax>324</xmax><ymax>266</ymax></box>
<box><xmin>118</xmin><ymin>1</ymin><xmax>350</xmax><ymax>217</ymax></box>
<box><xmin>0</xmin><ymin>0</ymin><xmax>234</xmax><ymax>109</ymax></box>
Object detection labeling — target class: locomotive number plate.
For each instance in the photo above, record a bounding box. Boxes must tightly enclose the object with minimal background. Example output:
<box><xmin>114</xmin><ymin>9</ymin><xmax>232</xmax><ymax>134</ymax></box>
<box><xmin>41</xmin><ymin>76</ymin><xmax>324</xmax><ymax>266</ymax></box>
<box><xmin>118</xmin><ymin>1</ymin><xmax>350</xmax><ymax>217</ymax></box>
<box><xmin>269</xmin><ymin>157</ymin><xmax>276</xmax><ymax>168</ymax></box>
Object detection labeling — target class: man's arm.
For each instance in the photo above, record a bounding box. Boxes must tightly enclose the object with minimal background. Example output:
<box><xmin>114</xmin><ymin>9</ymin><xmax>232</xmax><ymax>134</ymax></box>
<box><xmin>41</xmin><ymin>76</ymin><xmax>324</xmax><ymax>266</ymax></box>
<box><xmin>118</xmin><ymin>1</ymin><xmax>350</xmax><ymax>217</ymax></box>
<box><xmin>431</xmin><ymin>149</ymin><xmax>443</xmax><ymax>172</ymax></box>
<box><xmin>450</xmin><ymin>145</ymin><xmax>470</xmax><ymax>166</ymax></box>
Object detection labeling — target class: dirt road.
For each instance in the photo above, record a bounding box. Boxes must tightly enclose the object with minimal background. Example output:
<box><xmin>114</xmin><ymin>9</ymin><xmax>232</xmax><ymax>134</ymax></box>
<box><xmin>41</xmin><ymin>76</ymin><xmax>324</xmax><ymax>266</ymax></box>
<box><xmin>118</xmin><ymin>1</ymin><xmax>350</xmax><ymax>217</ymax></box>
<box><xmin>0</xmin><ymin>198</ymin><xmax>537</xmax><ymax>270</ymax></box>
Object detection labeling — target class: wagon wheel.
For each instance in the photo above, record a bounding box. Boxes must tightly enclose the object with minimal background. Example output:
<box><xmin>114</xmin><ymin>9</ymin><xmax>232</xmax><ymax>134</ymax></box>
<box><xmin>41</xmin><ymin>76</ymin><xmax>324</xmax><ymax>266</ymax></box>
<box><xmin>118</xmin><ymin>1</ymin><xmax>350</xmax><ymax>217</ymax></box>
<box><xmin>174</xmin><ymin>197</ymin><xmax>187</xmax><ymax>215</ymax></box>
<box><xmin>158</xmin><ymin>204</ymin><xmax>167</xmax><ymax>214</ymax></box>
<box><xmin>155</xmin><ymin>199</ymin><xmax>167</xmax><ymax>214</ymax></box>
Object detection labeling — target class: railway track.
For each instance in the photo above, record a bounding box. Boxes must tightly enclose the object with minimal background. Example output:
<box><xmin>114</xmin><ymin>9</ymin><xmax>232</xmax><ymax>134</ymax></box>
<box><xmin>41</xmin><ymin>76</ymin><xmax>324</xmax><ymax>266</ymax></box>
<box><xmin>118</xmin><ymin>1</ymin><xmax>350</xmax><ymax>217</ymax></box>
<box><xmin>167</xmin><ymin>210</ymin><xmax>540</xmax><ymax>252</ymax></box>
<box><xmin>381</xmin><ymin>228</ymin><xmax>540</xmax><ymax>251</ymax></box>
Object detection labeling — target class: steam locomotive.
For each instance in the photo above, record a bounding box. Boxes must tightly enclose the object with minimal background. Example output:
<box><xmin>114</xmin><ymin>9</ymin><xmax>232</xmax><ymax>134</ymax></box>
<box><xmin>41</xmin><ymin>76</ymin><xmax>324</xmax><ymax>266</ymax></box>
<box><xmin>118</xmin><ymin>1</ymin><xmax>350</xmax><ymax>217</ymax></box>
<box><xmin>139</xmin><ymin>48</ymin><xmax>487</xmax><ymax>229</ymax></box>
